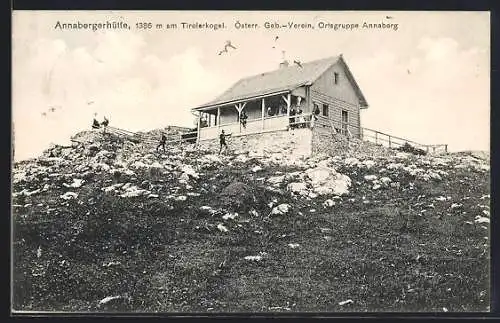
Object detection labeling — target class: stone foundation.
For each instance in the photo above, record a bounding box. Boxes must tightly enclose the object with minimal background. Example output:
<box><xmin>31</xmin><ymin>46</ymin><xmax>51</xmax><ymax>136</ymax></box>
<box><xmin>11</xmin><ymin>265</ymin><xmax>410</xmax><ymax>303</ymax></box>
<box><xmin>312</xmin><ymin>127</ymin><xmax>395</xmax><ymax>158</ymax></box>
<box><xmin>197</xmin><ymin>127</ymin><xmax>397</xmax><ymax>159</ymax></box>
<box><xmin>198</xmin><ymin>128</ymin><xmax>313</xmax><ymax>158</ymax></box>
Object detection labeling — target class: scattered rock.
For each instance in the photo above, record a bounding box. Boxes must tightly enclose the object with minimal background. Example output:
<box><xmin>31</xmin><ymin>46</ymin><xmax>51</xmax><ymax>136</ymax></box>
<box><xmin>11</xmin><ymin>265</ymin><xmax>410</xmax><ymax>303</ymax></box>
<box><xmin>344</xmin><ymin>157</ymin><xmax>360</xmax><ymax>166</ymax></box>
<box><xmin>181</xmin><ymin>165</ymin><xmax>199</xmax><ymax>179</ymax></box>
<box><xmin>217</xmin><ymin>224</ymin><xmax>228</xmax><ymax>233</ymax></box>
<box><xmin>63</xmin><ymin>178</ymin><xmax>85</xmax><ymax>188</ymax></box>
<box><xmin>267</xmin><ymin>175</ymin><xmax>285</xmax><ymax>186</ymax></box>
<box><xmin>338</xmin><ymin>299</ymin><xmax>353</xmax><ymax>306</ymax></box>
<box><xmin>222</xmin><ymin>212</ymin><xmax>238</xmax><ymax>220</ymax></box>
<box><xmin>361</xmin><ymin>160</ymin><xmax>376</xmax><ymax>169</ymax></box>
<box><xmin>379</xmin><ymin>177</ymin><xmax>392</xmax><ymax>185</ymax></box>
<box><xmin>323</xmin><ymin>199</ymin><xmax>335</xmax><ymax>207</ymax></box>
<box><xmin>103</xmin><ymin>261</ymin><xmax>121</xmax><ymax>267</ymax></box>
<box><xmin>60</xmin><ymin>192</ymin><xmax>78</xmax><ymax>200</ymax></box>
<box><xmin>287</xmin><ymin>182</ymin><xmax>308</xmax><ymax>196</ymax></box>
<box><xmin>98</xmin><ymin>295</ymin><xmax>125</xmax><ymax>306</ymax></box>
<box><xmin>244</xmin><ymin>255</ymin><xmax>262</xmax><ymax>262</ymax></box>
<box><xmin>475</xmin><ymin>216</ymin><xmax>489</xmax><ymax>224</ymax></box>
<box><xmin>271</xmin><ymin>204</ymin><xmax>290</xmax><ymax>216</ymax></box>
<box><xmin>251</xmin><ymin>165</ymin><xmax>263</xmax><ymax>173</ymax></box>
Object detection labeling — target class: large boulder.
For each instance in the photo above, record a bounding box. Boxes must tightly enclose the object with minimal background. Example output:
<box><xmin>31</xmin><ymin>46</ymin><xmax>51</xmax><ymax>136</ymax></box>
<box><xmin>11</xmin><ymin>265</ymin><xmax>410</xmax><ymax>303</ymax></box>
<box><xmin>305</xmin><ymin>166</ymin><xmax>351</xmax><ymax>196</ymax></box>
<box><xmin>219</xmin><ymin>181</ymin><xmax>256</xmax><ymax>210</ymax></box>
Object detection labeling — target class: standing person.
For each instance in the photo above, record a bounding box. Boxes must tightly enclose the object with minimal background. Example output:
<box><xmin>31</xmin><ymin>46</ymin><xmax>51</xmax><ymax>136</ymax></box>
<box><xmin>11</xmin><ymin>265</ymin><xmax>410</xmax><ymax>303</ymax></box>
<box><xmin>92</xmin><ymin>118</ymin><xmax>100</xmax><ymax>129</ymax></box>
<box><xmin>280</xmin><ymin>103</ymin><xmax>287</xmax><ymax>115</ymax></box>
<box><xmin>101</xmin><ymin>116</ymin><xmax>109</xmax><ymax>134</ymax></box>
<box><xmin>289</xmin><ymin>106</ymin><xmax>296</xmax><ymax>129</ymax></box>
<box><xmin>156</xmin><ymin>133</ymin><xmax>167</xmax><ymax>152</ymax></box>
<box><xmin>313</xmin><ymin>105</ymin><xmax>320</xmax><ymax>120</ymax></box>
<box><xmin>219</xmin><ymin>130</ymin><xmax>231</xmax><ymax>154</ymax></box>
<box><xmin>240</xmin><ymin>111</ymin><xmax>248</xmax><ymax>129</ymax></box>
<box><xmin>267</xmin><ymin>106</ymin><xmax>275</xmax><ymax>117</ymax></box>
<box><xmin>297</xmin><ymin>108</ymin><xmax>305</xmax><ymax>128</ymax></box>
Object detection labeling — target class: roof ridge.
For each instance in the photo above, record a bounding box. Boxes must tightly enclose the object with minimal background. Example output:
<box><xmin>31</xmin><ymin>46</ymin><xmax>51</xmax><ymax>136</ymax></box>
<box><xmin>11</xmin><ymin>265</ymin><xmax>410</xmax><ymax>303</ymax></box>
<box><xmin>239</xmin><ymin>55</ymin><xmax>340</xmax><ymax>80</ymax></box>
<box><xmin>194</xmin><ymin>54</ymin><xmax>348</xmax><ymax>109</ymax></box>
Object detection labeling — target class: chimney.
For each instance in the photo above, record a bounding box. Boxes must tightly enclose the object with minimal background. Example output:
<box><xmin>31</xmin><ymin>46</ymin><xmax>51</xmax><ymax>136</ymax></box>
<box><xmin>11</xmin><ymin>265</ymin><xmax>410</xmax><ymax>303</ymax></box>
<box><xmin>279</xmin><ymin>50</ymin><xmax>289</xmax><ymax>69</ymax></box>
<box><xmin>279</xmin><ymin>60</ymin><xmax>289</xmax><ymax>69</ymax></box>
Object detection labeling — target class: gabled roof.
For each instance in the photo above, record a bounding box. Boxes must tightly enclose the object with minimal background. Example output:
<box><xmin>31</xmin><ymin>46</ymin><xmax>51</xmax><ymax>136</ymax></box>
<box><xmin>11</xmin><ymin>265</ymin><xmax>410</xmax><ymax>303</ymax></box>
<box><xmin>193</xmin><ymin>55</ymin><xmax>368</xmax><ymax>110</ymax></box>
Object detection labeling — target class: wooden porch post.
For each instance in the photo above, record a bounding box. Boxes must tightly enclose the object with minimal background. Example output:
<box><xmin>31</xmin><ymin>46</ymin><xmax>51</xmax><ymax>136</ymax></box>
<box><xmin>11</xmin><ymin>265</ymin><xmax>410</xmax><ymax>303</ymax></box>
<box><xmin>235</xmin><ymin>104</ymin><xmax>241</xmax><ymax>133</ymax></box>
<box><xmin>261</xmin><ymin>98</ymin><xmax>265</xmax><ymax>130</ymax></box>
<box><xmin>282</xmin><ymin>93</ymin><xmax>292</xmax><ymax>130</ymax></box>
<box><xmin>286</xmin><ymin>94</ymin><xmax>292</xmax><ymax>130</ymax></box>
<box><xmin>306</xmin><ymin>86</ymin><xmax>311</xmax><ymax>114</ymax></box>
<box><xmin>282</xmin><ymin>94</ymin><xmax>291</xmax><ymax>115</ymax></box>
<box><xmin>287</xmin><ymin>93</ymin><xmax>291</xmax><ymax>115</ymax></box>
<box><xmin>217</xmin><ymin>107</ymin><xmax>220</xmax><ymax>129</ymax></box>
<box><xmin>196</xmin><ymin>111</ymin><xmax>201</xmax><ymax>146</ymax></box>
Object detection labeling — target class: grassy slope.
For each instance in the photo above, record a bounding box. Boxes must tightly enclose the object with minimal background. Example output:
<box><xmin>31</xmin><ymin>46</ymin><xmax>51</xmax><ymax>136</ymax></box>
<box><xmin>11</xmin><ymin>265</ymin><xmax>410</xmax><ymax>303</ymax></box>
<box><xmin>12</xmin><ymin>137</ymin><xmax>490</xmax><ymax>313</ymax></box>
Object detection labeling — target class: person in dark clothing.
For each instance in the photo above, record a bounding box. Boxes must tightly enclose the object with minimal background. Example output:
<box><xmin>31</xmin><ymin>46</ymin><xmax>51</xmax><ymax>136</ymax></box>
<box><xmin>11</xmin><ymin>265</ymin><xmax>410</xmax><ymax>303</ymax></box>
<box><xmin>313</xmin><ymin>105</ymin><xmax>320</xmax><ymax>120</ymax></box>
<box><xmin>240</xmin><ymin>111</ymin><xmax>248</xmax><ymax>128</ymax></box>
<box><xmin>289</xmin><ymin>107</ymin><xmax>297</xmax><ymax>129</ymax></box>
<box><xmin>101</xmin><ymin>116</ymin><xmax>109</xmax><ymax>133</ymax></box>
<box><xmin>219</xmin><ymin>130</ymin><xmax>231</xmax><ymax>154</ymax></box>
<box><xmin>157</xmin><ymin>133</ymin><xmax>167</xmax><ymax>152</ymax></box>
<box><xmin>280</xmin><ymin>104</ymin><xmax>287</xmax><ymax>115</ymax></box>
<box><xmin>297</xmin><ymin>108</ymin><xmax>305</xmax><ymax>128</ymax></box>
<box><xmin>92</xmin><ymin>118</ymin><xmax>100</xmax><ymax>129</ymax></box>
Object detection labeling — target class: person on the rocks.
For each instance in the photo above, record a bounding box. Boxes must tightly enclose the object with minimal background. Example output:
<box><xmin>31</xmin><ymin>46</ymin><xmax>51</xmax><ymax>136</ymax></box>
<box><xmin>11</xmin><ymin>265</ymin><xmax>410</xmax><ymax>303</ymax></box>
<box><xmin>157</xmin><ymin>133</ymin><xmax>167</xmax><ymax>152</ymax></box>
<box><xmin>101</xmin><ymin>116</ymin><xmax>109</xmax><ymax>134</ymax></box>
<box><xmin>92</xmin><ymin>118</ymin><xmax>100</xmax><ymax>129</ymax></box>
<box><xmin>219</xmin><ymin>130</ymin><xmax>231</xmax><ymax>154</ymax></box>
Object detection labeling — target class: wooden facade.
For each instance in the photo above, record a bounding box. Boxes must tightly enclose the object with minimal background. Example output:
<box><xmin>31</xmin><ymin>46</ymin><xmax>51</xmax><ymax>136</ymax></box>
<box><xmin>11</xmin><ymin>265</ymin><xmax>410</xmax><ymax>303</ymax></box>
<box><xmin>192</xmin><ymin>55</ymin><xmax>368</xmax><ymax>141</ymax></box>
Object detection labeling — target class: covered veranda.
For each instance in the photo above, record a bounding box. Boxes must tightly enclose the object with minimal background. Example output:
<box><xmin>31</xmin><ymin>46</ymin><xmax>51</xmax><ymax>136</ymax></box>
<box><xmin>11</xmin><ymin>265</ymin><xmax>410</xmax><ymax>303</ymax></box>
<box><xmin>195</xmin><ymin>88</ymin><xmax>312</xmax><ymax>141</ymax></box>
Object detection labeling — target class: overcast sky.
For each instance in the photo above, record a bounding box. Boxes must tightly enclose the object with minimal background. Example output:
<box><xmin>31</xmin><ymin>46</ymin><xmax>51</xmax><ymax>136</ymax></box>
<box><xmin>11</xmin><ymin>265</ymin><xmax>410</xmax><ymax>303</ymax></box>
<box><xmin>12</xmin><ymin>11</ymin><xmax>490</xmax><ymax>161</ymax></box>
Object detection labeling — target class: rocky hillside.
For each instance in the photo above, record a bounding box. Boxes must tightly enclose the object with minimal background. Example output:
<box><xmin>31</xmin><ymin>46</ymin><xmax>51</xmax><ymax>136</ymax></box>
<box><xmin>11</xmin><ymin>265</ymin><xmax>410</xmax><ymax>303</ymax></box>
<box><xmin>12</xmin><ymin>130</ymin><xmax>490</xmax><ymax>312</ymax></box>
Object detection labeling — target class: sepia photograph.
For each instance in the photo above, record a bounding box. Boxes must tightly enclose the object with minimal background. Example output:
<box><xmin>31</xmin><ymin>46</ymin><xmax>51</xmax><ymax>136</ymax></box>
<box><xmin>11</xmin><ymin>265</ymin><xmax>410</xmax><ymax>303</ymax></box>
<box><xmin>11</xmin><ymin>10</ymin><xmax>490</xmax><ymax>313</ymax></box>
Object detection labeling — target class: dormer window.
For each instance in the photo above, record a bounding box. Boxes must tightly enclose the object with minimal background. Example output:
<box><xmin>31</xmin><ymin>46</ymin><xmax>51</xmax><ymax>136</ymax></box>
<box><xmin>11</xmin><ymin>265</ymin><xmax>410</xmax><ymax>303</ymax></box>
<box><xmin>334</xmin><ymin>72</ymin><xmax>339</xmax><ymax>84</ymax></box>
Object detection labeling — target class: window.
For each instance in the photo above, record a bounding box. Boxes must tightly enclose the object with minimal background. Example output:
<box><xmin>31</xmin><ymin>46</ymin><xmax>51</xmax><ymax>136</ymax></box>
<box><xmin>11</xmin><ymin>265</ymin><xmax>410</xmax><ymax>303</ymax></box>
<box><xmin>334</xmin><ymin>72</ymin><xmax>339</xmax><ymax>85</ymax></box>
<box><xmin>322</xmin><ymin>104</ymin><xmax>329</xmax><ymax>117</ymax></box>
<box><xmin>341</xmin><ymin>110</ymin><xmax>348</xmax><ymax>135</ymax></box>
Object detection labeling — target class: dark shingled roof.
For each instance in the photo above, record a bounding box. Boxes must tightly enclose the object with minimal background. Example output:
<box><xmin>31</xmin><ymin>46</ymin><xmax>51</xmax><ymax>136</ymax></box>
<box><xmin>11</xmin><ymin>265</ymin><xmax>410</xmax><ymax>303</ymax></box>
<box><xmin>194</xmin><ymin>55</ymin><xmax>368</xmax><ymax>110</ymax></box>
